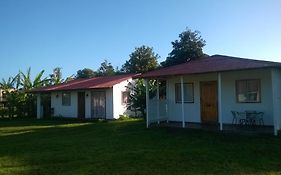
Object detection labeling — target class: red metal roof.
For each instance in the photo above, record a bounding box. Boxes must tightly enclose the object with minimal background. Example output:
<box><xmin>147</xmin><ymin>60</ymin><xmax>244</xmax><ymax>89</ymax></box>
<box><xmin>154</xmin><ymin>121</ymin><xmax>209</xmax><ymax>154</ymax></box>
<box><xmin>31</xmin><ymin>74</ymin><xmax>136</xmax><ymax>92</ymax></box>
<box><xmin>138</xmin><ymin>55</ymin><xmax>281</xmax><ymax>78</ymax></box>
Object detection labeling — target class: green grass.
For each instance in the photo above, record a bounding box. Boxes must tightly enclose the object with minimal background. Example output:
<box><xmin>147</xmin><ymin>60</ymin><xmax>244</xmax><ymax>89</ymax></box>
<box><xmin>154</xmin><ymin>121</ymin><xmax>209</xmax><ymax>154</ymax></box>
<box><xmin>0</xmin><ymin>119</ymin><xmax>281</xmax><ymax>175</ymax></box>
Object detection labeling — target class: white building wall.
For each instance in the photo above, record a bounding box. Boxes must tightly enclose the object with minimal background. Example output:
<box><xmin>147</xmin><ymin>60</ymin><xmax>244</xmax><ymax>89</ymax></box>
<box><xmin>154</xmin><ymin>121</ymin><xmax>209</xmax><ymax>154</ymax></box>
<box><xmin>221</xmin><ymin>69</ymin><xmax>273</xmax><ymax>125</ymax></box>
<box><xmin>51</xmin><ymin>91</ymin><xmax>78</xmax><ymax>118</ymax></box>
<box><xmin>166</xmin><ymin>73</ymin><xmax>217</xmax><ymax>123</ymax></box>
<box><xmin>85</xmin><ymin>90</ymin><xmax>91</xmax><ymax>119</ymax></box>
<box><xmin>165</xmin><ymin>68</ymin><xmax>275</xmax><ymax>125</ymax></box>
<box><xmin>105</xmin><ymin>88</ymin><xmax>113</xmax><ymax>119</ymax></box>
<box><xmin>112</xmin><ymin>78</ymin><xmax>134</xmax><ymax>119</ymax></box>
<box><xmin>79</xmin><ymin>89</ymin><xmax>113</xmax><ymax>119</ymax></box>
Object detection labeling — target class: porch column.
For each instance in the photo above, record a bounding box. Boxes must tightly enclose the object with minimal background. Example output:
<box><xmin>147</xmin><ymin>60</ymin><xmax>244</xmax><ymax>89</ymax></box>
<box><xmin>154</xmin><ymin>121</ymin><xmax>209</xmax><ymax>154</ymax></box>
<box><xmin>166</xmin><ymin>79</ymin><xmax>169</xmax><ymax>123</ymax></box>
<box><xmin>145</xmin><ymin>79</ymin><xmax>149</xmax><ymax>128</ymax></box>
<box><xmin>36</xmin><ymin>94</ymin><xmax>42</xmax><ymax>119</ymax></box>
<box><xmin>218</xmin><ymin>73</ymin><xmax>223</xmax><ymax>131</ymax></box>
<box><xmin>271</xmin><ymin>69</ymin><xmax>279</xmax><ymax>135</ymax></box>
<box><xmin>180</xmin><ymin>76</ymin><xmax>185</xmax><ymax>128</ymax></box>
<box><xmin>156</xmin><ymin>79</ymin><xmax>160</xmax><ymax>124</ymax></box>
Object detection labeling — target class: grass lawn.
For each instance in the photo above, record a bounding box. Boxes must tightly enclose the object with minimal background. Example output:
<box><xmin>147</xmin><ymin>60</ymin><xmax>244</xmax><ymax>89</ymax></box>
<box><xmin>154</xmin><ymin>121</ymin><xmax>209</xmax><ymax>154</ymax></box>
<box><xmin>0</xmin><ymin>119</ymin><xmax>281</xmax><ymax>175</ymax></box>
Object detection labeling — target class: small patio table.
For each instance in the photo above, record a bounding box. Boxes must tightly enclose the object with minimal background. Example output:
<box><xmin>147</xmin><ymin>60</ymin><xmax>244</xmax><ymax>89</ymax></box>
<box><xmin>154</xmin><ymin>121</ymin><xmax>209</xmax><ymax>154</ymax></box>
<box><xmin>245</xmin><ymin>111</ymin><xmax>258</xmax><ymax>125</ymax></box>
<box><xmin>231</xmin><ymin>111</ymin><xmax>264</xmax><ymax>126</ymax></box>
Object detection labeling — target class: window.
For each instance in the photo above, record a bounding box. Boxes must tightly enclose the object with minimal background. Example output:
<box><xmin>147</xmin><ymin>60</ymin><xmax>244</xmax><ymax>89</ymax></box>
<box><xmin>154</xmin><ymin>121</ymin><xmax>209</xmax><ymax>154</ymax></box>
<box><xmin>236</xmin><ymin>79</ymin><xmax>261</xmax><ymax>103</ymax></box>
<box><xmin>121</xmin><ymin>91</ymin><xmax>130</xmax><ymax>104</ymax></box>
<box><xmin>62</xmin><ymin>92</ymin><xmax>71</xmax><ymax>106</ymax></box>
<box><xmin>175</xmin><ymin>83</ymin><xmax>194</xmax><ymax>103</ymax></box>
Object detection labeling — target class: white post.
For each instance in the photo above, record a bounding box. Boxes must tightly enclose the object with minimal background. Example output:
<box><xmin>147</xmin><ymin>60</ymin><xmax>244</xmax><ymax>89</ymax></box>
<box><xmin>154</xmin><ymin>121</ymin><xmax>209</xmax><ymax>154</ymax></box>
<box><xmin>166</xmin><ymin>79</ymin><xmax>169</xmax><ymax>123</ymax></box>
<box><xmin>145</xmin><ymin>79</ymin><xmax>149</xmax><ymax>128</ymax></box>
<box><xmin>218</xmin><ymin>73</ymin><xmax>223</xmax><ymax>131</ymax></box>
<box><xmin>180</xmin><ymin>76</ymin><xmax>185</xmax><ymax>128</ymax></box>
<box><xmin>36</xmin><ymin>94</ymin><xmax>41</xmax><ymax>119</ymax></box>
<box><xmin>271</xmin><ymin>69</ymin><xmax>279</xmax><ymax>135</ymax></box>
<box><xmin>156</xmin><ymin>79</ymin><xmax>160</xmax><ymax>124</ymax></box>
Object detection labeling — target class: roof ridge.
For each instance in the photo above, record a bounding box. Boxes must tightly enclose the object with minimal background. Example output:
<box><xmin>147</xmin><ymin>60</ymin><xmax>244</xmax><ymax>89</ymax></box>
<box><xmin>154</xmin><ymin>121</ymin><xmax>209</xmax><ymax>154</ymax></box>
<box><xmin>211</xmin><ymin>54</ymin><xmax>281</xmax><ymax>64</ymax></box>
<box><xmin>30</xmin><ymin>73</ymin><xmax>136</xmax><ymax>92</ymax></box>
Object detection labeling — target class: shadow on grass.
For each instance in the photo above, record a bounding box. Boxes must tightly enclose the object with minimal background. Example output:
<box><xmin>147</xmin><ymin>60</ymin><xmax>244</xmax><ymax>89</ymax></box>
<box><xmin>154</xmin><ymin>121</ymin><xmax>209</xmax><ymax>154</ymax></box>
<box><xmin>0</xmin><ymin>119</ymin><xmax>281</xmax><ymax>175</ymax></box>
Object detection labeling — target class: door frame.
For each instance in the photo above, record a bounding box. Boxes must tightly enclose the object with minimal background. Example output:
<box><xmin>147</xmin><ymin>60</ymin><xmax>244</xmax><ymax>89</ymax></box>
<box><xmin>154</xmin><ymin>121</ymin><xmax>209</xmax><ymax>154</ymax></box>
<box><xmin>91</xmin><ymin>91</ymin><xmax>106</xmax><ymax>119</ymax></box>
<box><xmin>200</xmin><ymin>81</ymin><xmax>218</xmax><ymax>124</ymax></box>
<box><xmin>77</xmin><ymin>91</ymin><xmax>86</xmax><ymax>119</ymax></box>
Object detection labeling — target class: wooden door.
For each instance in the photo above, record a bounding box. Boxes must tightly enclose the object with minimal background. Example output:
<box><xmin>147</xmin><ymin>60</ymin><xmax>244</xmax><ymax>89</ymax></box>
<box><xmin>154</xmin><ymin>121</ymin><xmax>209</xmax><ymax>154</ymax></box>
<box><xmin>200</xmin><ymin>81</ymin><xmax>218</xmax><ymax>123</ymax></box>
<box><xmin>42</xmin><ymin>93</ymin><xmax>51</xmax><ymax>118</ymax></box>
<box><xmin>91</xmin><ymin>91</ymin><xmax>106</xmax><ymax>119</ymax></box>
<box><xmin>78</xmin><ymin>92</ymin><xmax>85</xmax><ymax>119</ymax></box>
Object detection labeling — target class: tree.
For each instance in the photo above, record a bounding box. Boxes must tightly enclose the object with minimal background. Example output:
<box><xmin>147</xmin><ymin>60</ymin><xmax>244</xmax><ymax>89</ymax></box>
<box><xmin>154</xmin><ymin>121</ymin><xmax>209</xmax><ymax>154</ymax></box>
<box><xmin>161</xmin><ymin>28</ymin><xmax>207</xmax><ymax>67</ymax></box>
<box><xmin>19</xmin><ymin>68</ymin><xmax>48</xmax><ymax>117</ymax></box>
<box><xmin>49</xmin><ymin>67</ymin><xmax>63</xmax><ymax>85</ymax></box>
<box><xmin>76</xmin><ymin>68</ymin><xmax>96</xmax><ymax>79</ymax></box>
<box><xmin>127</xmin><ymin>79</ymin><xmax>157</xmax><ymax>117</ymax></box>
<box><xmin>97</xmin><ymin>59</ymin><xmax>115</xmax><ymax>76</ymax></box>
<box><xmin>0</xmin><ymin>76</ymin><xmax>16</xmax><ymax>90</ymax></box>
<box><xmin>122</xmin><ymin>45</ymin><xmax>159</xmax><ymax>73</ymax></box>
<box><xmin>65</xmin><ymin>74</ymin><xmax>75</xmax><ymax>82</ymax></box>
<box><xmin>0</xmin><ymin>68</ymin><xmax>48</xmax><ymax>118</ymax></box>
<box><xmin>20</xmin><ymin>67</ymin><xmax>48</xmax><ymax>90</ymax></box>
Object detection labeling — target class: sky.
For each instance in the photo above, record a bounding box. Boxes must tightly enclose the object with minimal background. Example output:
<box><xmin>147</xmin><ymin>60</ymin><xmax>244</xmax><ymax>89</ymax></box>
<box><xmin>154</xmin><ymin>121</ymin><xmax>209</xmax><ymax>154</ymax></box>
<box><xmin>0</xmin><ymin>0</ymin><xmax>281</xmax><ymax>80</ymax></box>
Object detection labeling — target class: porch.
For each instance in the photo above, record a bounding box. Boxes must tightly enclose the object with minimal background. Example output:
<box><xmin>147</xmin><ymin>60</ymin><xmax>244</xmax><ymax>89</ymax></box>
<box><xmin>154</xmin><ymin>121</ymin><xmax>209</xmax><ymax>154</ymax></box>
<box><xmin>144</xmin><ymin>68</ymin><xmax>281</xmax><ymax>135</ymax></box>
<box><xmin>150</xmin><ymin>121</ymin><xmax>274</xmax><ymax>135</ymax></box>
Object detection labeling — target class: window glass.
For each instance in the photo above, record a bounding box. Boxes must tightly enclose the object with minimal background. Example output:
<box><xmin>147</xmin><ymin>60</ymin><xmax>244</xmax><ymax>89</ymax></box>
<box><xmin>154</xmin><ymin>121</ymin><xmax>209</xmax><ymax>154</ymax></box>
<box><xmin>62</xmin><ymin>92</ymin><xmax>71</xmax><ymax>106</ymax></box>
<box><xmin>122</xmin><ymin>91</ymin><xmax>130</xmax><ymax>104</ymax></box>
<box><xmin>236</xmin><ymin>79</ymin><xmax>260</xmax><ymax>103</ymax></box>
<box><xmin>175</xmin><ymin>83</ymin><xmax>194</xmax><ymax>103</ymax></box>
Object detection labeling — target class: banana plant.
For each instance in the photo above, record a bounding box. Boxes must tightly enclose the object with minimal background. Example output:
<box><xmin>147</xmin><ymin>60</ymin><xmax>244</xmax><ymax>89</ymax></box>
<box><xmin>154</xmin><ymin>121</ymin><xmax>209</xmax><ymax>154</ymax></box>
<box><xmin>20</xmin><ymin>67</ymin><xmax>48</xmax><ymax>90</ymax></box>
<box><xmin>49</xmin><ymin>67</ymin><xmax>63</xmax><ymax>85</ymax></box>
<box><xmin>0</xmin><ymin>77</ymin><xmax>15</xmax><ymax>90</ymax></box>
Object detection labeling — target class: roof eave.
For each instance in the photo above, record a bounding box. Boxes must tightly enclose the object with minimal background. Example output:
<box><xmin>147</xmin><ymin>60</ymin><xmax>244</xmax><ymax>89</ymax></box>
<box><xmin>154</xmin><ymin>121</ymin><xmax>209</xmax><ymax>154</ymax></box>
<box><xmin>139</xmin><ymin>66</ymin><xmax>280</xmax><ymax>79</ymax></box>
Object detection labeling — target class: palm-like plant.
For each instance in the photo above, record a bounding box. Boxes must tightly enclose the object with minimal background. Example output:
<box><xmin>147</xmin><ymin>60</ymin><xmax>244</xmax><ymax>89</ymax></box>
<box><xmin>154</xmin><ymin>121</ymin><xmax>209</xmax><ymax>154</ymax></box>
<box><xmin>49</xmin><ymin>67</ymin><xmax>63</xmax><ymax>85</ymax></box>
<box><xmin>20</xmin><ymin>67</ymin><xmax>48</xmax><ymax>90</ymax></box>
<box><xmin>0</xmin><ymin>77</ymin><xmax>15</xmax><ymax>90</ymax></box>
<box><xmin>20</xmin><ymin>68</ymin><xmax>32</xmax><ymax>90</ymax></box>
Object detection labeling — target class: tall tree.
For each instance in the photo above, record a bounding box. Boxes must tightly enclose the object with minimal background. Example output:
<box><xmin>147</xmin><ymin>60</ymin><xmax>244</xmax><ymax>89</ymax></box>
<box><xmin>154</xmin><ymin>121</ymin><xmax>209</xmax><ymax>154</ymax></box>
<box><xmin>97</xmin><ymin>59</ymin><xmax>115</xmax><ymax>76</ymax></box>
<box><xmin>122</xmin><ymin>45</ymin><xmax>159</xmax><ymax>73</ymax></box>
<box><xmin>76</xmin><ymin>68</ymin><xmax>96</xmax><ymax>79</ymax></box>
<box><xmin>49</xmin><ymin>67</ymin><xmax>63</xmax><ymax>85</ymax></box>
<box><xmin>161</xmin><ymin>28</ymin><xmax>207</xmax><ymax>67</ymax></box>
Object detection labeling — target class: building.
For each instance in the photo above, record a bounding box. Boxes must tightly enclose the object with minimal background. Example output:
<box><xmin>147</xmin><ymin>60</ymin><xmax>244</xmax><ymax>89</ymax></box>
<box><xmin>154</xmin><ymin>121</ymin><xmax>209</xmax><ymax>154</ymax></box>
<box><xmin>31</xmin><ymin>74</ymin><xmax>136</xmax><ymax>119</ymax></box>
<box><xmin>138</xmin><ymin>55</ymin><xmax>281</xmax><ymax>135</ymax></box>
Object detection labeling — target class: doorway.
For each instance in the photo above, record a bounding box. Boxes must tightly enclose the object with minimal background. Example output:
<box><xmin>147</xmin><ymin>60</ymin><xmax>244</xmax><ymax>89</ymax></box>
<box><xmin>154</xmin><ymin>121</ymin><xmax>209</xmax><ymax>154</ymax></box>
<box><xmin>78</xmin><ymin>92</ymin><xmax>85</xmax><ymax>119</ymax></box>
<box><xmin>91</xmin><ymin>91</ymin><xmax>106</xmax><ymax>119</ymax></box>
<box><xmin>200</xmin><ymin>81</ymin><xmax>218</xmax><ymax>124</ymax></box>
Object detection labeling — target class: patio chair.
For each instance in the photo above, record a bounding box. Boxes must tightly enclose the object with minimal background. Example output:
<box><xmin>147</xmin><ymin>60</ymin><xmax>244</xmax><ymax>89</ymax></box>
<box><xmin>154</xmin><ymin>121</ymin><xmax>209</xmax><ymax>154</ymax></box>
<box><xmin>231</xmin><ymin>111</ymin><xmax>238</xmax><ymax>125</ymax></box>
<box><xmin>245</xmin><ymin>111</ymin><xmax>257</xmax><ymax>126</ymax></box>
<box><xmin>236</xmin><ymin>112</ymin><xmax>247</xmax><ymax>125</ymax></box>
<box><xmin>256</xmin><ymin>112</ymin><xmax>264</xmax><ymax>126</ymax></box>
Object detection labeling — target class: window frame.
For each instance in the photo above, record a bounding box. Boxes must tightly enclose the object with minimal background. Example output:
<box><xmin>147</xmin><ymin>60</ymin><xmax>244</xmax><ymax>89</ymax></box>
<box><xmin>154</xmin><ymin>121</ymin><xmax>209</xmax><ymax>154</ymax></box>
<box><xmin>175</xmin><ymin>83</ymin><xmax>194</xmax><ymax>103</ymax></box>
<box><xmin>235</xmin><ymin>79</ymin><xmax>261</xmax><ymax>103</ymax></box>
<box><xmin>62</xmin><ymin>92</ymin><xmax>71</xmax><ymax>106</ymax></box>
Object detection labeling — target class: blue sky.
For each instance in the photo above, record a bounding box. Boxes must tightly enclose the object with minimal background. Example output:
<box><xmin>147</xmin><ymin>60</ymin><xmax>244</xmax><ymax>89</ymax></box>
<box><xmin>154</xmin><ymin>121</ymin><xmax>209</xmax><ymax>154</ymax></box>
<box><xmin>0</xmin><ymin>0</ymin><xmax>281</xmax><ymax>80</ymax></box>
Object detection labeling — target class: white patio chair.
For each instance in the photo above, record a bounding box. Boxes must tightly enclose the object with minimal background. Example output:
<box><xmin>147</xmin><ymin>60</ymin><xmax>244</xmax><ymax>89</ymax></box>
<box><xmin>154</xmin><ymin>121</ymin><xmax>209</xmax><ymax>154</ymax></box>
<box><xmin>231</xmin><ymin>111</ymin><xmax>238</xmax><ymax>125</ymax></box>
<box><xmin>236</xmin><ymin>112</ymin><xmax>247</xmax><ymax>125</ymax></box>
<box><xmin>256</xmin><ymin>112</ymin><xmax>264</xmax><ymax>126</ymax></box>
